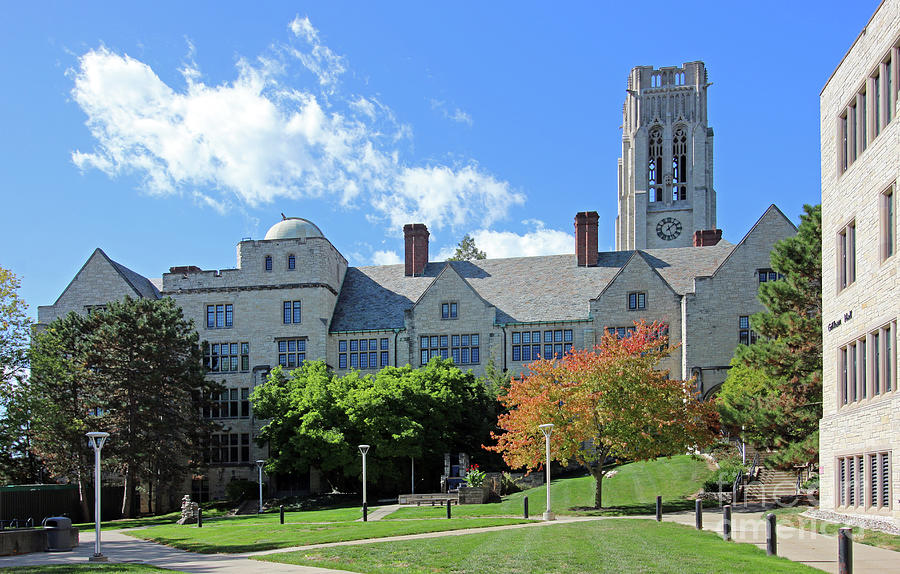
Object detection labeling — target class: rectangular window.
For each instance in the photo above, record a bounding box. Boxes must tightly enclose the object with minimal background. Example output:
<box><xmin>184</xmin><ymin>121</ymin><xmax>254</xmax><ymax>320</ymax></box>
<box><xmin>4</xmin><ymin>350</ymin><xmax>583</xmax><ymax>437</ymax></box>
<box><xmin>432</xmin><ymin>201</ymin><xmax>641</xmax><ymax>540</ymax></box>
<box><xmin>564</xmin><ymin>329</ymin><xmax>573</xmax><ymax>342</ymax></box>
<box><xmin>840</xmin><ymin>113</ymin><xmax>848</xmax><ymax>173</ymax></box>
<box><xmin>283</xmin><ymin>301</ymin><xmax>301</xmax><ymax>323</ymax></box>
<box><xmin>758</xmin><ymin>269</ymin><xmax>783</xmax><ymax>283</ymax></box>
<box><xmin>283</xmin><ymin>301</ymin><xmax>291</xmax><ymax>324</ymax></box>
<box><xmin>204</xmin><ymin>342</ymin><xmax>249</xmax><ymax>372</ymax></box>
<box><xmin>380</xmin><ymin>338</ymin><xmax>389</xmax><ymax>350</ymax></box>
<box><xmin>277</xmin><ymin>339</ymin><xmax>306</xmax><ymax>368</ymax></box>
<box><xmin>340</xmin><ymin>337</ymin><xmax>389</xmax><ymax>370</ymax></box>
<box><xmin>849</xmin><ymin>103</ymin><xmax>857</xmax><ymax>163</ymax></box>
<box><xmin>420</xmin><ymin>333</ymin><xmax>480</xmax><ymax>366</ymax></box>
<box><xmin>380</xmin><ymin>351</ymin><xmax>389</xmax><ymax>367</ymax></box>
<box><xmin>874</xmin><ymin>331</ymin><xmax>881</xmax><ymax>396</ymax></box>
<box><xmin>838</xmin><ymin>222</ymin><xmax>856</xmax><ymax>290</ymax></box>
<box><xmin>739</xmin><ymin>316</ymin><xmax>757</xmax><ymax>346</ymax></box>
<box><xmin>861</xmin><ymin>88</ymin><xmax>868</xmax><ymax>151</ymax></box>
<box><xmin>204</xmin><ymin>387</ymin><xmax>251</xmax><ymax>419</ymax></box>
<box><xmin>861</xmin><ymin>338</ymin><xmax>868</xmax><ymax>399</ymax></box>
<box><xmin>874</xmin><ymin>72</ymin><xmax>881</xmax><ymax>135</ymax></box>
<box><xmin>850</xmin><ymin>342</ymin><xmax>857</xmax><ymax>403</ymax></box>
<box><xmin>288</xmin><ymin>254</ymin><xmax>296</xmax><ymax>270</ymax></box>
<box><xmin>441</xmin><ymin>302</ymin><xmax>458</xmax><ymax>319</ymax></box>
<box><xmin>883</xmin><ymin>185</ymin><xmax>895</xmax><ymax>260</ymax></box>
<box><xmin>887</xmin><ymin>57</ymin><xmax>894</xmax><ymax>123</ymax></box>
<box><xmin>339</xmin><ymin>354</ymin><xmax>347</xmax><ymax>369</ymax></box>
<box><xmin>207</xmin><ymin>304</ymin><xmax>234</xmax><ymax>328</ymax></box>
<box><xmin>841</xmin><ymin>346</ymin><xmax>849</xmax><ymax>406</ymax></box>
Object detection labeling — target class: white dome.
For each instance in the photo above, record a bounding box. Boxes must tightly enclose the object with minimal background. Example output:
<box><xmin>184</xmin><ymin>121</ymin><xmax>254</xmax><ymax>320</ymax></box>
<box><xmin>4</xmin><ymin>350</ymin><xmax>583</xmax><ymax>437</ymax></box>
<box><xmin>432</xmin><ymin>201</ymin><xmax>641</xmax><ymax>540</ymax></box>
<box><xmin>264</xmin><ymin>218</ymin><xmax>325</xmax><ymax>240</ymax></box>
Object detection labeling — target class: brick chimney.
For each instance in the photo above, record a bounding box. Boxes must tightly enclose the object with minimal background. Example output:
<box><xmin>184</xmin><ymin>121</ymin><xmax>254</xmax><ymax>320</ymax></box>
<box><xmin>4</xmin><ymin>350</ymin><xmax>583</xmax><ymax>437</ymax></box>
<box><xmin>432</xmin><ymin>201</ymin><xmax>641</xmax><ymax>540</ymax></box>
<box><xmin>575</xmin><ymin>211</ymin><xmax>599</xmax><ymax>267</ymax></box>
<box><xmin>693</xmin><ymin>229</ymin><xmax>723</xmax><ymax>247</ymax></box>
<box><xmin>404</xmin><ymin>223</ymin><xmax>429</xmax><ymax>276</ymax></box>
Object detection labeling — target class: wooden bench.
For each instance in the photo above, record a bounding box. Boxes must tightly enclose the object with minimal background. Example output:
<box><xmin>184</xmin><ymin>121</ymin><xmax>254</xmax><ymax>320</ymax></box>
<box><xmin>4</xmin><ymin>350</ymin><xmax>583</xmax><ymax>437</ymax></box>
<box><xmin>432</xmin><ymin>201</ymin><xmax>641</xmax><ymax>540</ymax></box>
<box><xmin>397</xmin><ymin>493</ymin><xmax>460</xmax><ymax>506</ymax></box>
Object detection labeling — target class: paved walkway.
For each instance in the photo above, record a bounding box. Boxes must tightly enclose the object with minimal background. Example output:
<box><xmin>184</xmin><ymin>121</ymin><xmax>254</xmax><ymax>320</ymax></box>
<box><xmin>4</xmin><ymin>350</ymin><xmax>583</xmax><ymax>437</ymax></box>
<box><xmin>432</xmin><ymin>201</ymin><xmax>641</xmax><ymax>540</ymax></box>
<box><xmin>0</xmin><ymin>510</ymin><xmax>896</xmax><ymax>573</ymax></box>
<box><xmin>356</xmin><ymin>504</ymin><xmax>400</xmax><ymax>521</ymax></box>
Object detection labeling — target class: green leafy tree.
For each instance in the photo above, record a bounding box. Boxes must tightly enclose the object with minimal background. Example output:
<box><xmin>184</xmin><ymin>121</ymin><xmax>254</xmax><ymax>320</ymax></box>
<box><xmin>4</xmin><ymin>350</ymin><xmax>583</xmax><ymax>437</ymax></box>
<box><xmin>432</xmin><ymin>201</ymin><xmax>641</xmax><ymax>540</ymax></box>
<box><xmin>29</xmin><ymin>297</ymin><xmax>217</xmax><ymax>517</ymax></box>
<box><xmin>252</xmin><ymin>359</ymin><xmax>495</xmax><ymax>493</ymax></box>
<box><xmin>0</xmin><ymin>266</ymin><xmax>39</xmax><ymax>484</ymax></box>
<box><xmin>718</xmin><ymin>204</ymin><xmax>822</xmax><ymax>469</ymax></box>
<box><xmin>447</xmin><ymin>234</ymin><xmax>487</xmax><ymax>261</ymax></box>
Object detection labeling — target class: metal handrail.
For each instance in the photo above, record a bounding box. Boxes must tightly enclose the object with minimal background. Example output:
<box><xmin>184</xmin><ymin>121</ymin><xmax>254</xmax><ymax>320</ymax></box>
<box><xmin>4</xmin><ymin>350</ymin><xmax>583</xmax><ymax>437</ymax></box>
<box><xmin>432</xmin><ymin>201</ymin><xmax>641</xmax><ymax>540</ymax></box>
<box><xmin>749</xmin><ymin>452</ymin><xmax>760</xmax><ymax>481</ymax></box>
<box><xmin>732</xmin><ymin>469</ymin><xmax>744</xmax><ymax>503</ymax></box>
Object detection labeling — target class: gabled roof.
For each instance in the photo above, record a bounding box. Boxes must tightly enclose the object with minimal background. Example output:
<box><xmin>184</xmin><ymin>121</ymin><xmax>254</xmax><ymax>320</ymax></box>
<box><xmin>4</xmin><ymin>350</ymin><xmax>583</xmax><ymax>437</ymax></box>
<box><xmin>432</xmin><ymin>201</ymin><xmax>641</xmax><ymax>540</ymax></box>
<box><xmin>330</xmin><ymin>243</ymin><xmax>735</xmax><ymax>332</ymax></box>
<box><xmin>51</xmin><ymin>248</ymin><xmax>160</xmax><ymax>305</ymax></box>
<box><xmin>707</xmin><ymin>204</ymin><xmax>796</xmax><ymax>280</ymax></box>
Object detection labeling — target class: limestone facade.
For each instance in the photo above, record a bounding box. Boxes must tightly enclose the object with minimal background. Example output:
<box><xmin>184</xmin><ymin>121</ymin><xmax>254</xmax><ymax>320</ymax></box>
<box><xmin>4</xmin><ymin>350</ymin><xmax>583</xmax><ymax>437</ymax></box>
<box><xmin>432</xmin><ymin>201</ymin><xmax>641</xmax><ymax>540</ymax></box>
<box><xmin>819</xmin><ymin>0</ymin><xmax>899</xmax><ymax>520</ymax></box>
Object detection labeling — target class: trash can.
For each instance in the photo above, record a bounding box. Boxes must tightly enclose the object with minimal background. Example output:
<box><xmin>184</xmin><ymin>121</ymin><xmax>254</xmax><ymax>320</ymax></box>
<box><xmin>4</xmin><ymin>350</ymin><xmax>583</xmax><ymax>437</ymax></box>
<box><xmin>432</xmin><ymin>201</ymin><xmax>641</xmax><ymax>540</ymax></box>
<box><xmin>44</xmin><ymin>517</ymin><xmax>74</xmax><ymax>552</ymax></box>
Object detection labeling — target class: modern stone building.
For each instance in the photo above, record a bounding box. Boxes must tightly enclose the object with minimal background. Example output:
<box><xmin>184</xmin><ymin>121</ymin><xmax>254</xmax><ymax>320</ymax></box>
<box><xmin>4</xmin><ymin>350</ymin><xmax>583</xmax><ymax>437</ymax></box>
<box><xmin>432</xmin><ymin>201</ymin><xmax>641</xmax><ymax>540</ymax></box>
<box><xmin>819</xmin><ymin>0</ymin><xmax>899</xmax><ymax>521</ymax></box>
<box><xmin>38</xmin><ymin>61</ymin><xmax>797</xmax><ymax>502</ymax></box>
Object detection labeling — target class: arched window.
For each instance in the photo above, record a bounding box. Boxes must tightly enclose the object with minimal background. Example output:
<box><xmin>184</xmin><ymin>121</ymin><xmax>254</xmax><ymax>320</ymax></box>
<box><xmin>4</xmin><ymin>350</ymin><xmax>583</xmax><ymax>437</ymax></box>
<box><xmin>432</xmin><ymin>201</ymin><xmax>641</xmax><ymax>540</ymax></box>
<box><xmin>287</xmin><ymin>254</ymin><xmax>296</xmax><ymax>270</ymax></box>
<box><xmin>672</xmin><ymin>127</ymin><xmax>687</xmax><ymax>201</ymax></box>
<box><xmin>648</xmin><ymin>128</ymin><xmax>664</xmax><ymax>202</ymax></box>
<box><xmin>265</xmin><ymin>255</ymin><xmax>273</xmax><ymax>271</ymax></box>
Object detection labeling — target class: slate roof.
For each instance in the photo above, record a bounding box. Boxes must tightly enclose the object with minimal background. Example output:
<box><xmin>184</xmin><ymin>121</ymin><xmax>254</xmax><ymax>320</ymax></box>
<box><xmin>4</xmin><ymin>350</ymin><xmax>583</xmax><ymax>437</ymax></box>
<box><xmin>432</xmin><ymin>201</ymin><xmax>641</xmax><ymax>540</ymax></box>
<box><xmin>106</xmin><ymin>254</ymin><xmax>161</xmax><ymax>300</ymax></box>
<box><xmin>330</xmin><ymin>243</ymin><xmax>735</xmax><ymax>332</ymax></box>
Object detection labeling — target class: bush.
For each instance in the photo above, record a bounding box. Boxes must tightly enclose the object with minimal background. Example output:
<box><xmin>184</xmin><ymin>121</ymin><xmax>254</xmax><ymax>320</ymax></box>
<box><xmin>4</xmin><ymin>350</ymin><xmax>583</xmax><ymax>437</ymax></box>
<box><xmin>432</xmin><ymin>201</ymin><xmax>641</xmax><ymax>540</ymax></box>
<box><xmin>802</xmin><ymin>473</ymin><xmax>819</xmax><ymax>490</ymax></box>
<box><xmin>703</xmin><ymin>459</ymin><xmax>747</xmax><ymax>492</ymax></box>
<box><xmin>225</xmin><ymin>479</ymin><xmax>266</xmax><ymax>502</ymax></box>
<box><xmin>499</xmin><ymin>472</ymin><xmax>523</xmax><ymax>495</ymax></box>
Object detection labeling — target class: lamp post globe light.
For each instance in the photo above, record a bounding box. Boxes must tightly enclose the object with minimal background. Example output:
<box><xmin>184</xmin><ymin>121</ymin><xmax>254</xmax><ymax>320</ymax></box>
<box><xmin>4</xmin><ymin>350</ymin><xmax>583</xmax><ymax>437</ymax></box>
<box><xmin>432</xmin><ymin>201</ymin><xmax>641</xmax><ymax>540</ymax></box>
<box><xmin>255</xmin><ymin>460</ymin><xmax>265</xmax><ymax>513</ymax></box>
<box><xmin>86</xmin><ymin>432</ymin><xmax>110</xmax><ymax>562</ymax></box>
<box><xmin>538</xmin><ymin>424</ymin><xmax>555</xmax><ymax>521</ymax></box>
<box><xmin>358</xmin><ymin>445</ymin><xmax>370</xmax><ymax>521</ymax></box>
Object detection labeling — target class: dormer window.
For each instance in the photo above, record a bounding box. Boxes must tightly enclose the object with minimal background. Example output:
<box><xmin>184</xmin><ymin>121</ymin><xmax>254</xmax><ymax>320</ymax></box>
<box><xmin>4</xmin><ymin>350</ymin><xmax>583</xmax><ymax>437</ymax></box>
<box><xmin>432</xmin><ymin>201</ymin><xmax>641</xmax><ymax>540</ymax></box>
<box><xmin>288</xmin><ymin>254</ymin><xmax>296</xmax><ymax>270</ymax></box>
<box><xmin>265</xmin><ymin>255</ymin><xmax>273</xmax><ymax>272</ymax></box>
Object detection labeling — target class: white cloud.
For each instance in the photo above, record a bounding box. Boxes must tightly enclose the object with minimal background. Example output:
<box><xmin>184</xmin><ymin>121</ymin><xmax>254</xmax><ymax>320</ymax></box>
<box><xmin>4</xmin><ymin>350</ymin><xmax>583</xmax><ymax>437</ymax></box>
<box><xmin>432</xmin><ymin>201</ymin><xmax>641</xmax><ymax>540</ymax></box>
<box><xmin>372</xmin><ymin>249</ymin><xmax>402</xmax><ymax>265</ymax></box>
<box><xmin>429</xmin><ymin>98</ymin><xmax>473</xmax><ymax>126</ymax></box>
<box><xmin>435</xmin><ymin>220</ymin><xmax>572</xmax><ymax>260</ymax></box>
<box><xmin>69</xmin><ymin>18</ymin><xmax>522</xmax><ymax>233</ymax></box>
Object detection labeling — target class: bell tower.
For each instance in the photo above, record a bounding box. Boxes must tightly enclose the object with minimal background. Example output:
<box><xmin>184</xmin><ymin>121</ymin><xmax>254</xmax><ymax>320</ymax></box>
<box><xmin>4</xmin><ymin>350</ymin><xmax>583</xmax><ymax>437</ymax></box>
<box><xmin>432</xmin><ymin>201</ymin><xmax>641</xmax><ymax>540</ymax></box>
<box><xmin>615</xmin><ymin>61</ymin><xmax>717</xmax><ymax>250</ymax></box>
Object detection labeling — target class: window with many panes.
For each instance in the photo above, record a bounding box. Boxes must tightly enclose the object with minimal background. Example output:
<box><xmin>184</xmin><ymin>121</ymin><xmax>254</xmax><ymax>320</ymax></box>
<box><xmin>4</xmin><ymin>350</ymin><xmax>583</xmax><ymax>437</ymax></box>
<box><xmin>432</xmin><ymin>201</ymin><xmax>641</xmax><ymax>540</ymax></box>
<box><xmin>837</xmin><ymin>221</ymin><xmax>856</xmax><ymax>291</ymax></box>
<box><xmin>511</xmin><ymin>329</ymin><xmax>573</xmax><ymax>362</ymax></box>
<box><xmin>739</xmin><ymin>316</ymin><xmax>758</xmax><ymax>346</ymax></box>
<box><xmin>288</xmin><ymin>254</ymin><xmax>296</xmax><ymax>270</ymax></box>
<box><xmin>338</xmin><ymin>337</ymin><xmax>389</xmax><ymax>370</ymax></box>
<box><xmin>757</xmin><ymin>269</ymin><xmax>784</xmax><ymax>283</ymax></box>
<box><xmin>672</xmin><ymin>127</ymin><xmax>687</xmax><ymax>201</ymax></box>
<box><xmin>206</xmin><ymin>304</ymin><xmax>233</xmax><ymax>328</ymax></box>
<box><xmin>283</xmin><ymin>300</ymin><xmax>301</xmax><ymax>324</ymax></box>
<box><xmin>420</xmin><ymin>334</ymin><xmax>480</xmax><ymax>365</ymax></box>
<box><xmin>209</xmin><ymin>433</ymin><xmax>250</xmax><ymax>464</ymax></box>
<box><xmin>265</xmin><ymin>255</ymin><xmax>273</xmax><ymax>271</ymax></box>
<box><xmin>204</xmin><ymin>387</ymin><xmax>250</xmax><ymax>418</ymax></box>
<box><xmin>839</xmin><ymin>320</ymin><xmax>896</xmax><ymax>405</ymax></box>
<box><xmin>277</xmin><ymin>339</ymin><xmax>306</xmax><ymax>367</ymax></box>
<box><xmin>837</xmin><ymin>451</ymin><xmax>891</xmax><ymax>510</ymax></box>
<box><xmin>648</xmin><ymin>127</ymin><xmax>663</xmax><ymax>202</ymax></box>
<box><xmin>204</xmin><ymin>342</ymin><xmax>249</xmax><ymax>372</ymax></box>
<box><xmin>627</xmin><ymin>292</ymin><xmax>646</xmax><ymax>310</ymax></box>
<box><xmin>441</xmin><ymin>302</ymin><xmax>458</xmax><ymax>319</ymax></box>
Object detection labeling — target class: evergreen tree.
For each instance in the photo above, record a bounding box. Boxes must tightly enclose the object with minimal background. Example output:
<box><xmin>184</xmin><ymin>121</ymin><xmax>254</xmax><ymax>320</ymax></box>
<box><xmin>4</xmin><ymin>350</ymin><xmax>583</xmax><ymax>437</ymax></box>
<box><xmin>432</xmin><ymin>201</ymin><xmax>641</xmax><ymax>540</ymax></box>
<box><xmin>718</xmin><ymin>204</ymin><xmax>822</xmax><ymax>469</ymax></box>
<box><xmin>447</xmin><ymin>234</ymin><xmax>487</xmax><ymax>261</ymax></box>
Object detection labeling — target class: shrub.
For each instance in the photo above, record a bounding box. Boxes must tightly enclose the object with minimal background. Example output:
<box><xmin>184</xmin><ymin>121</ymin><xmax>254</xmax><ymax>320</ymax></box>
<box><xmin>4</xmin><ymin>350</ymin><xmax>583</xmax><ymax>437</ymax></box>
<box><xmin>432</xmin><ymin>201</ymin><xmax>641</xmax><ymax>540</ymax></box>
<box><xmin>802</xmin><ymin>473</ymin><xmax>819</xmax><ymax>490</ymax></box>
<box><xmin>703</xmin><ymin>459</ymin><xmax>747</xmax><ymax>492</ymax></box>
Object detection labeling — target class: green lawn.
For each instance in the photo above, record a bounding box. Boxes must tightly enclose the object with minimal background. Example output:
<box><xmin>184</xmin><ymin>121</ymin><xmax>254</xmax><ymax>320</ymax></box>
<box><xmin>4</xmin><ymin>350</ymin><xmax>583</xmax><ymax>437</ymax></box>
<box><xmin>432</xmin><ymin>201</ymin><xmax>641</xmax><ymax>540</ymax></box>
<box><xmin>72</xmin><ymin>507</ymin><xmax>229</xmax><ymax>531</ymax></box>
<box><xmin>2</xmin><ymin>566</ymin><xmax>181</xmax><ymax>573</ymax></box>
<box><xmin>128</xmin><ymin>516</ymin><xmax>532</xmax><ymax>553</ymax></box>
<box><xmin>767</xmin><ymin>506</ymin><xmax>900</xmax><ymax>552</ymax></box>
<box><xmin>257</xmin><ymin>519</ymin><xmax>817</xmax><ymax>573</ymax></box>
<box><xmin>389</xmin><ymin>455</ymin><xmax>711</xmax><ymax>519</ymax></box>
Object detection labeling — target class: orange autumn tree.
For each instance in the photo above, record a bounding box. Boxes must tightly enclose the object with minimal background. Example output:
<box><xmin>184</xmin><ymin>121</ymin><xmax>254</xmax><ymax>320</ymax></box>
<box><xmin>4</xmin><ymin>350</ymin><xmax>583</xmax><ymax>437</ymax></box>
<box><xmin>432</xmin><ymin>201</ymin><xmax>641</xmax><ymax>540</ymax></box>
<box><xmin>488</xmin><ymin>321</ymin><xmax>718</xmax><ymax>509</ymax></box>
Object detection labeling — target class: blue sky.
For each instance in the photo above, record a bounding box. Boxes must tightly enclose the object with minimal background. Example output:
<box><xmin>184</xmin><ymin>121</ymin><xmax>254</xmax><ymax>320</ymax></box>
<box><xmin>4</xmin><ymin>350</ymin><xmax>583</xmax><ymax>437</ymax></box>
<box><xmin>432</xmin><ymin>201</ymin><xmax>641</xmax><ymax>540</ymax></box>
<box><xmin>0</xmin><ymin>1</ymin><xmax>879</xmax><ymax>318</ymax></box>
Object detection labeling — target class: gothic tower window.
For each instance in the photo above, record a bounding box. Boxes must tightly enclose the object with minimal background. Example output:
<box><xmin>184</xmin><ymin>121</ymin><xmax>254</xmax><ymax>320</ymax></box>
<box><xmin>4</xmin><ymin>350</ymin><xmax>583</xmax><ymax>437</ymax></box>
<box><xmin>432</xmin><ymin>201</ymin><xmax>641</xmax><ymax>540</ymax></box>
<box><xmin>648</xmin><ymin>128</ymin><xmax>664</xmax><ymax>202</ymax></box>
<box><xmin>672</xmin><ymin>127</ymin><xmax>688</xmax><ymax>201</ymax></box>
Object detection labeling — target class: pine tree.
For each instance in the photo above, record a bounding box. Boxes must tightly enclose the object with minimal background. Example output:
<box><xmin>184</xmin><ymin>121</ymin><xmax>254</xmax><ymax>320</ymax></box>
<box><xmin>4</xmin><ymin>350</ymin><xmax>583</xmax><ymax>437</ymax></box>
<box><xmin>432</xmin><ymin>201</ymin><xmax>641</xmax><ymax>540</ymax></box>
<box><xmin>447</xmin><ymin>234</ymin><xmax>487</xmax><ymax>261</ymax></box>
<box><xmin>718</xmin><ymin>204</ymin><xmax>822</xmax><ymax>469</ymax></box>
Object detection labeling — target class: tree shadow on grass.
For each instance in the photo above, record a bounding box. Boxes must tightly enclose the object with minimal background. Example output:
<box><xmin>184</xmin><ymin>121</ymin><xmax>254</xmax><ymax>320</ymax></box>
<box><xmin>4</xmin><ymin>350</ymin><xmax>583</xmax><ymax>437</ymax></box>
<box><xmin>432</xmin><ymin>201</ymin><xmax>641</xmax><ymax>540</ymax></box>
<box><xmin>139</xmin><ymin>536</ymin><xmax>282</xmax><ymax>554</ymax></box>
<box><xmin>568</xmin><ymin>499</ymin><xmax>715</xmax><ymax>516</ymax></box>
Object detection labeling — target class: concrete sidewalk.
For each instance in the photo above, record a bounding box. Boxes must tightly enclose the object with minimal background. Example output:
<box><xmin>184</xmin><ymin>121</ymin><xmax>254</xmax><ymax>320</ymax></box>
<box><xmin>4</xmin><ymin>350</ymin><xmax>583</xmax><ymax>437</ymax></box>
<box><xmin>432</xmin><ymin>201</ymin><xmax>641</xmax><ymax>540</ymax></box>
<box><xmin>662</xmin><ymin>508</ymin><xmax>899</xmax><ymax>573</ymax></box>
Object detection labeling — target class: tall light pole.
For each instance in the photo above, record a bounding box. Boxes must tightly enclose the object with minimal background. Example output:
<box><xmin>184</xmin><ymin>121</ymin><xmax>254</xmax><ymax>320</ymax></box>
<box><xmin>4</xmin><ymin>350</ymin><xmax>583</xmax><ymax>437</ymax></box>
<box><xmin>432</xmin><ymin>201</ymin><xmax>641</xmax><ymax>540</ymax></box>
<box><xmin>538</xmin><ymin>424</ymin><xmax>555</xmax><ymax>521</ymax></box>
<box><xmin>86</xmin><ymin>432</ymin><xmax>110</xmax><ymax>562</ymax></box>
<box><xmin>255</xmin><ymin>460</ymin><xmax>265</xmax><ymax>514</ymax></box>
<box><xmin>358</xmin><ymin>445</ymin><xmax>369</xmax><ymax>521</ymax></box>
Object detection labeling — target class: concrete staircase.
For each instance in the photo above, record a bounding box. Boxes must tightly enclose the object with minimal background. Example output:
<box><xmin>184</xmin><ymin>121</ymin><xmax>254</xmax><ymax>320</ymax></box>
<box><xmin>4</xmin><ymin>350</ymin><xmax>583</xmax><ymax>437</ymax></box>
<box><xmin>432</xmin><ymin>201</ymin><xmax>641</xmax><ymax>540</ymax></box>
<box><xmin>741</xmin><ymin>446</ymin><xmax>798</xmax><ymax>503</ymax></box>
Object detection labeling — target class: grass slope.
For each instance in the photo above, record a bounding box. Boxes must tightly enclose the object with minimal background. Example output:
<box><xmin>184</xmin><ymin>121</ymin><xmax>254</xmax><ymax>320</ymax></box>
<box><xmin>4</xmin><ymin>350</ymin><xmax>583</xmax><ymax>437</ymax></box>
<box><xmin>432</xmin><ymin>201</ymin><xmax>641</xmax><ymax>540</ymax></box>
<box><xmin>129</xmin><ymin>516</ymin><xmax>531</xmax><ymax>553</ymax></box>
<box><xmin>390</xmin><ymin>455</ymin><xmax>711</xmax><ymax>519</ymax></box>
<box><xmin>257</xmin><ymin>519</ymin><xmax>817</xmax><ymax>573</ymax></box>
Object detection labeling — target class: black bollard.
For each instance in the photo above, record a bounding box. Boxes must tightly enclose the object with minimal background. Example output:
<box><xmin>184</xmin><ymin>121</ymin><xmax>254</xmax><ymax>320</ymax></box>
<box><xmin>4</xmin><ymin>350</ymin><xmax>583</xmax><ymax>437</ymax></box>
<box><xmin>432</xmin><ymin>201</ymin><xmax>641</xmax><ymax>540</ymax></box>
<box><xmin>695</xmin><ymin>499</ymin><xmax>703</xmax><ymax>530</ymax></box>
<box><xmin>766</xmin><ymin>513</ymin><xmax>777</xmax><ymax>556</ymax></box>
<box><xmin>655</xmin><ymin>496</ymin><xmax>662</xmax><ymax>522</ymax></box>
<box><xmin>523</xmin><ymin>495</ymin><xmax>529</xmax><ymax>519</ymax></box>
<box><xmin>838</xmin><ymin>527</ymin><xmax>853</xmax><ymax>574</ymax></box>
<box><xmin>722</xmin><ymin>505</ymin><xmax>732</xmax><ymax>541</ymax></box>
<box><xmin>197</xmin><ymin>507</ymin><xmax>203</xmax><ymax>528</ymax></box>
<box><xmin>280</xmin><ymin>504</ymin><xmax>284</xmax><ymax>525</ymax></box>
<box><xmin>446</xmin><ymin>498</ymin><xmax>452</xmax><ymax>519</ymax></box>
<box><xmin>362</xmin><ymin>502</ymin><xmax>368</xmax><ymax>522</ymax></box>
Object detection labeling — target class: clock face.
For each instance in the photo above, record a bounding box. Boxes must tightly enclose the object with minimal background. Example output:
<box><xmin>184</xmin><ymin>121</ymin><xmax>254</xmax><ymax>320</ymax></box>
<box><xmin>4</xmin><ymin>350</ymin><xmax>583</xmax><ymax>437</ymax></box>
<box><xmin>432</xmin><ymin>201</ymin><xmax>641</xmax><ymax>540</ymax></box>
<box><xmin>656</xmin><ymin>217</ymin><xmax>683</xmax><ymax>241</ymax></box>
